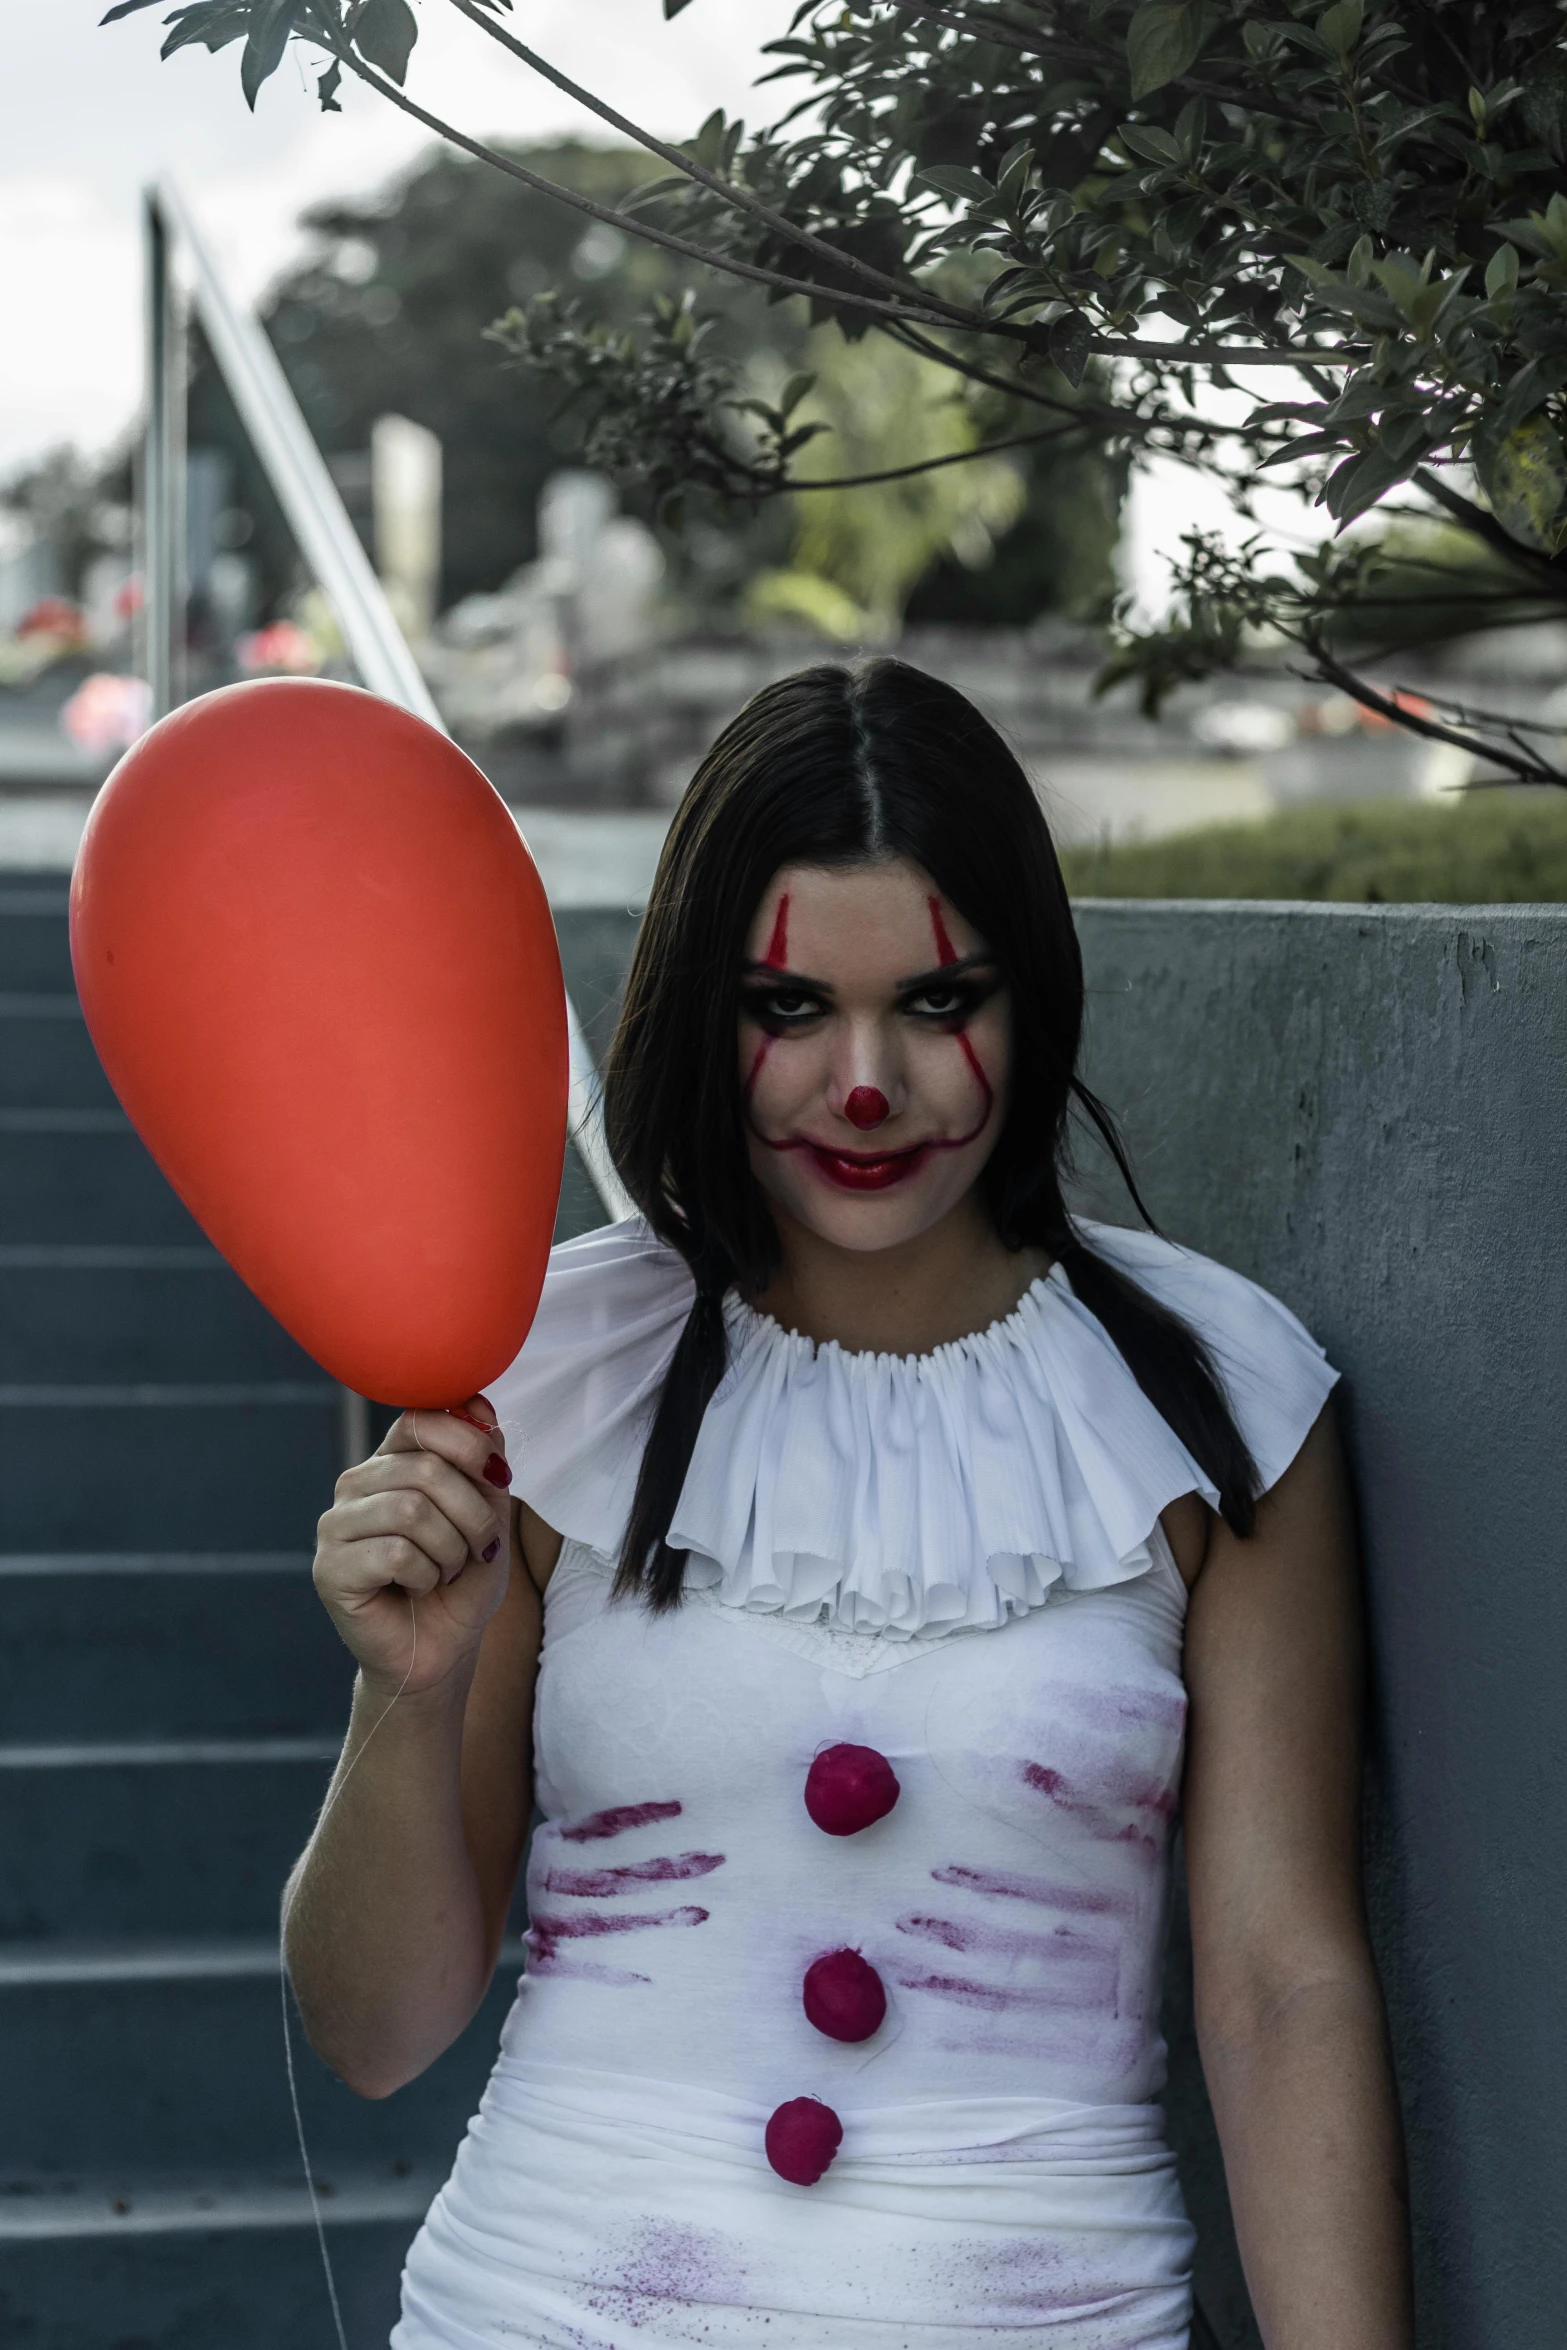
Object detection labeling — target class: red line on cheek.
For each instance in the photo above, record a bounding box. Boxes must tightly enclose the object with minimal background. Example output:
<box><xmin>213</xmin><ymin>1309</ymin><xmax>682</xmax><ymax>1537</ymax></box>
<box><xmin>957</xmin><ymin>1030</ymin><xmax>992</xmax><ymax>1111</ymax></box>
<box><xmin>930</xmin><ymin>895</ymin><xmax>993</xmax><ymax>1138</ymax></box>
<box><xmin>763</xmin><ymin>893</ymin><xmax>790</xmax><ymax>968</ymax></box>
<box><xmin>745</xmin><ymin>1039</ymin><xmax>771</xmax><ymax>1095</ymax></box>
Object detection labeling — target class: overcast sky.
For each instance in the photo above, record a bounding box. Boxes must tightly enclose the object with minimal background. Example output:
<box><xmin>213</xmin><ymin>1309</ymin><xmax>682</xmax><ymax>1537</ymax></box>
<box><xmin>0</xmin><ymin>0</ymin><xmax>798</xmax><ymax>477</ymax></box>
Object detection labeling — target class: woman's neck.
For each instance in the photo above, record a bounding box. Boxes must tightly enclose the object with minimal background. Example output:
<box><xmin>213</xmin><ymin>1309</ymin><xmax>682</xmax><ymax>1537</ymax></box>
<box><xmin>748</xmin><ymin>1196</ymin><xmax>1051</xmax><ymax>1358</ymax></box>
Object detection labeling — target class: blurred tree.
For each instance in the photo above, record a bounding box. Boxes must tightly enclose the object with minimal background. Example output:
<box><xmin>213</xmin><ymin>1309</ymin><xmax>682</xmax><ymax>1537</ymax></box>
<box><xmin>259</xmin><ymin>141</ymin><xmax>684</xmax><ymax>608</ymax></box>
<box><xmin>104</xmin><ymin>0</ymin><xmax>1567</xmax><ymax>783</ymax></box>
<box><xmin>232</xmin><ymin>137</ymin><xmax>1121</xmax><ymax>630</ymax></box>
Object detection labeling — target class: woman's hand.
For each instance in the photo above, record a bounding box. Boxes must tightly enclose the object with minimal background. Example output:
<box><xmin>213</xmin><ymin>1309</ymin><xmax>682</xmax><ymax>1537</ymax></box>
<box><xmin>313</xmin><ymin>1394</ymin><xmax>514</xmax><ymax>1699</ymax></box>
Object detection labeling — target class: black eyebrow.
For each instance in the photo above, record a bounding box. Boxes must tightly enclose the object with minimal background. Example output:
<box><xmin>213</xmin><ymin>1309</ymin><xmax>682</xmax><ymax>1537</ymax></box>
<box><xmin>740</xmin><ymin>951</ymin><xmax>997</xmax><ymax>992</ymax></box>
<box><xmin>740</xmin><ymin>963</ymin><xmax>832</xmax><ymax>987</ymax></box>
<box><xmin>894</xmin><ymin>951</ymin><xmax>997</xmax><ymax>992</ymax></box>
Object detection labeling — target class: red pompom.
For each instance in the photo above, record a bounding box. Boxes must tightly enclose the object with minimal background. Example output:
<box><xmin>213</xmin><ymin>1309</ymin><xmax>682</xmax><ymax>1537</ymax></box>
<box><xmin>803</xmin><ymin>1948</ymin><xmax>887</xmax><ymax>2043</ymax></box>
<box><xmin>803</xmin><ymin>1742</ymin><xmax>900</xmax><ymax>1836</ymax></box>
<box><xmin>765</xmin><ymin>2097</ymin><xmax>844</xmax><ymax>2185</ymax></box>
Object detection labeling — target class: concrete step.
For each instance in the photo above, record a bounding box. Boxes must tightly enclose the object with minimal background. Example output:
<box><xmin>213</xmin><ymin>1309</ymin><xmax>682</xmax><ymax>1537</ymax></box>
<box><xmin>0</xmin><ymin>2168</ymin><xmax>428</xmax><ymax>2350</ymax></box>
<box><xmin>0</xmin><ymin>882</ymin><xmax>73</xmax><ymax>989</ymax></box>
<box><xmin>0</xmin><ymin>1556</ymin><xmax>349</xmax><ymax>1742</ymax></box>
<box><xmin>0</xmin><ymin>1124</ymin><xmax>201</xmax><ymax>1244</ymax></box>
<box><xmin>0</xmin><ymin>1739</ymin><xmax>342</xmax><ymax>1940</ymax></box>
<box><xmin>0</xmin><ymin>1939</ymin><xmax>521</xmax><ymax>2174</ymax></box>
<box><xmin>0</xmin><ymin>1385</ymin><xmax>340</xmax><ymax>1551</ymax></box>
<box><xmin>0</xmin><ymin>995</ymin><xmax>116</xmax><ymax>1112</ymax></box>
<box><xmin>0</xmin><ymin>1257</ymin><xmax>314</xmax><ymax>1383</ymax></box>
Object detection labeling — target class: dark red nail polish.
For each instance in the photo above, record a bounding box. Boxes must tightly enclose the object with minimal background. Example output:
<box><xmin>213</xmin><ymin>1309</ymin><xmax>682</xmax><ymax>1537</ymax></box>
<box><xmin>483</xmin><ymin>1453</ymin><xmax>512</xmax><ymax>1488</ymax></box>
<box><xmin>481</xmin><ymin>1536</ymin><xmax>501</xmax><ymax>1563</ymax></box>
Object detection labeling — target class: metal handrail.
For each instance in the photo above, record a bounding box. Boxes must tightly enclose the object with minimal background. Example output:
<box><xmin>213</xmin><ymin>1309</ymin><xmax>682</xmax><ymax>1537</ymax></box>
<box><xmin>142</xmin><ymin>178</ymin><xmax>633</xmax><ymax>1229</ymax></box>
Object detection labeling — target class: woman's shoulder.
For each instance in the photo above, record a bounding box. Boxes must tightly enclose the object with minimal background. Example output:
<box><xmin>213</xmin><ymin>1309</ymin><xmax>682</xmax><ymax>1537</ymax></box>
<box><xmin>1068</xmin><ymin>1217</ymin><xmax>1339</xmax><ymax>1497</ymax></box>
<box><xmin>487</xmin><ymin>1217</ymin><xmax>692</xmax><ymax>1556</ymax></box>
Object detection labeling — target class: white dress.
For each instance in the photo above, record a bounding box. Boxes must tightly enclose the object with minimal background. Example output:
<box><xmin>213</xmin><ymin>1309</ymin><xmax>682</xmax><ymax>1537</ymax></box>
<box><xmin>392</xmin><ymin>1218</ymin><xmax>1337</xmax><ymax>2350</ymax></box>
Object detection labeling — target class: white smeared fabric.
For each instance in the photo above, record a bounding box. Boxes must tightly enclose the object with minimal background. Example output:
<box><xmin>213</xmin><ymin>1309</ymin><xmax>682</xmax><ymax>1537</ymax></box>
<box><xmin>490</xmin><ymin>1215</ymin><xmax>1337</xmax><ymax>1642</ymax></box>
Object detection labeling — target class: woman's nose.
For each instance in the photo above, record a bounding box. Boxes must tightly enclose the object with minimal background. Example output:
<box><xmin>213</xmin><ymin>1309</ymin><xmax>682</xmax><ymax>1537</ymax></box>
<box><xmin>844</xmin><ymin>1086</ymin><xmax>890</xmax><ymax>1130</ymax></box>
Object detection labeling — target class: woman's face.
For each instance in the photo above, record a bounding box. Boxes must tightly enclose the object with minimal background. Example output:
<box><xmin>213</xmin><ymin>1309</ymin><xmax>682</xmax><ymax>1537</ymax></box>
<box><xmin>738</xmin><ymin>857</ymin><xmax>1010</xmax><ymax>1254</ymax></box>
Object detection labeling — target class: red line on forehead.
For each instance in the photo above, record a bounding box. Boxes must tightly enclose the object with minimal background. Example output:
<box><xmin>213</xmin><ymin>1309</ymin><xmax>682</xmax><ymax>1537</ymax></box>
<box><xmin>928</xmin><ymin>896</ymin><xmax>959</xmax><ymax>966</ymax></box>
<box><xmin>762</xmin><ymin>893</ymin><xmax>790</xmax><ymax>969</ymax></box>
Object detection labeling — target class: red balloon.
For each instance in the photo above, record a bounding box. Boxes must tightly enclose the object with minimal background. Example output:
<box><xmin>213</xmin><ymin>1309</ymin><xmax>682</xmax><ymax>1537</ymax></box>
<box><xmin>70</xmin><ymin>678</ymin><xmax>568</xmax><ymax>1405</ymax></box>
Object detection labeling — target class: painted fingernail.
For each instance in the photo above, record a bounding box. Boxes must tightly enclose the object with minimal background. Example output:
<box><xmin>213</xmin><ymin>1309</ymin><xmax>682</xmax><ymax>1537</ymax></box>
<box><xmin>483</xmin><ymin>1453</ymin><xmax>512</xmax><ymax>1488</ymax></box>
<box><xmin>481</xmin><ymin>1536</ymin><xmax>501</xmax><ymax>1563</ymax></box>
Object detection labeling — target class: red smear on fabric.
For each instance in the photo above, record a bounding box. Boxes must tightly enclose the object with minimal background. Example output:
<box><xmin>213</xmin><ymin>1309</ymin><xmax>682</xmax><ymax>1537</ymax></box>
<box><xmin>930</xmin><ymin>1862</ymin><xmax>1132</xmax><ymax>1918</ymax></box>
<box><xmin>844</xmin><ymin>1085</ymin><xmax>889</xmax><ymax>1130</ymax></box>
<box><xmin>803</xmin><ymin>1948</ymin><xmax>887</xmax><ymax>2042</ymax></box>
<box><xmin>804</xmin><ymin>1742</ymin><xmax>900</xmax><ymax>1836</ymax></box>
<box><xmin>561</xmin><ymin>1800</ymin><xmax>682</xmax><ymax>1843</ymax></box>
<box><xmin>762</xmin><ymin>893</ymin><xmax>790</xmax><ymax>968</ymax></box>
<box><xmin>524</xmin><ymin>1905</ymin><xmax>709</xmax><ymax>1969</ymax></box>
<box><xmin>765</xmin><ymin>2096</ymin><xmax>843</xmax><ymax>2185</ymax></box>
<box><xmin>543</xmin><ymin>1852</ymin><xmax>726</xmax><ymax>1897</ymax></box>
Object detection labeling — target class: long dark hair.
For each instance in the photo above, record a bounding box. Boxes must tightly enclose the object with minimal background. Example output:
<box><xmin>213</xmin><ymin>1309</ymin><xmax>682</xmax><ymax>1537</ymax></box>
<box><xmin>603</xmin><ymin>658</ymin><xmax>1257</xmax><ymax>1609</ymax></box>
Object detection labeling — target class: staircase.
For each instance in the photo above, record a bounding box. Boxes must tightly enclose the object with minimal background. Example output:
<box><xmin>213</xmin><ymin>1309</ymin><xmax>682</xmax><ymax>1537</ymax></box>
<box><xmin>0</xmin><ymin>875</ymin><xmax>534</xmax><ymax>2348</ymax></box>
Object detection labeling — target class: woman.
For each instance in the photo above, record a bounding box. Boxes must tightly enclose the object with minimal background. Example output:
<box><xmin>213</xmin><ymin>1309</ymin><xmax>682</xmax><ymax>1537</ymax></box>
<box><xmin>288</xmin><ymin>660</ymin><xmax>1413</xmax><ymax>2349</ymax></box>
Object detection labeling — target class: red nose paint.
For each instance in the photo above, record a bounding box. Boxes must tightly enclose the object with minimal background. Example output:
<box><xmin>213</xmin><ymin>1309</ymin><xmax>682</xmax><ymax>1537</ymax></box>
<box><xmin>765</xmin><ymin>2097</ymin><xmax>843</xmax><ymax>2185</ymax></box>
<box><xmin>844</xmin><ymin>1085</ymin><xmax>889</xmax><ymax>1130</ymax></box>
<box><xmin>804</xmin><ymin>1742</ymin><xmax>901</xmax><ymax>1836</ymax></box>
<box><xmin>803</xmin><ymin>1948</ymin><xmax>887</xmax><ymax>2042</ymax></box>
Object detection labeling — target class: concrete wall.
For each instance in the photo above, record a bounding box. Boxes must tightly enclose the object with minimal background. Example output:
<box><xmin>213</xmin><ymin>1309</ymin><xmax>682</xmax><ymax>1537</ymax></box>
<box><xmin>1070</xmin><ymin>902</ymin><xmax>1567</xmax><ymax>2350</ymax></box>
<box><xmin>552</xmin><ymin>899</ymin><xmax>1567</xmax><ymax>2347</ymax></box>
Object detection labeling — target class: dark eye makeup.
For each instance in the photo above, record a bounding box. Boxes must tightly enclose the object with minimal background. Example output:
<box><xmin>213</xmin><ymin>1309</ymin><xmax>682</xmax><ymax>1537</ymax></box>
<box><xmin>739</xmin><ymin>969</ymin><xmax>1000</xmax><ymax>1036</ymax></box>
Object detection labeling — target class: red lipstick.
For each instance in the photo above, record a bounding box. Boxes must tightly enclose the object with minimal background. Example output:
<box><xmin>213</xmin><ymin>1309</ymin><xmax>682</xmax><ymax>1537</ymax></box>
<box><xmin>805</xmin><ymin>1141</ymin><xmax>929</xmax><ymax>1191</ymax></box>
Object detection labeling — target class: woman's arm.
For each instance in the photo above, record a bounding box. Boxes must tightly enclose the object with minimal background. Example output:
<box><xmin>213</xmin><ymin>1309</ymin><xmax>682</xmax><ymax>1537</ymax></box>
<box><xmin>1182</xmin><ymin>1406</ymin><xmax>1415</xmax><ymax>2350</ymax></box>
<box><xmin>282</xmin><ymin>1402</ymin><xmax>543</xmax><ymax>2099</ymax></box>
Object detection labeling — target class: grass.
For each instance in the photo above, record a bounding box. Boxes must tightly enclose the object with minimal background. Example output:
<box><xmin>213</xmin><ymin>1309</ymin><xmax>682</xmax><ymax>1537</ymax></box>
<box><xmin>1059</xmin><ymin>790</ymin><xmax>1567</xmax><ymax>903</ymax></box>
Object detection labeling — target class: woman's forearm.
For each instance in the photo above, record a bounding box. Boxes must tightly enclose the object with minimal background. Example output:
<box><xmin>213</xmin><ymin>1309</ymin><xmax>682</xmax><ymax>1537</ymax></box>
<box><xmin>1199</xmin><ymin>1964</ymin><xmax>1414</xmax><ymax>2350</ymax></box>
<box><xmin>283</xmin><ymin>1667</ymin><xmax>492</xmax><ymax>2098</ymax></box>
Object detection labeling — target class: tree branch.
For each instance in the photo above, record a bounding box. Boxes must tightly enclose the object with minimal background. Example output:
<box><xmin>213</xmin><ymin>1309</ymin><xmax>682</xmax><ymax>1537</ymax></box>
<box><xmin>312</xmin><ymin>27</ymin><xmax>963</xmax><ymax>335</ymax></box>
<box><xmin>769</xmin><ymin>417</ymin><xmax>1086</xmax><ymax>491</ymax></box>
<box><xmin>1411</xmin><ymin>467</ymin><xmax>1567</xmax><ymax>594</ymax></box>
<box><xmin>444</xmin><ymin>0</ymin><xmax>979</xmax><ymax>330</ymax></box>
<box><xmin>1304</xmin><ymin>636</ymin><xmax>1566</xmax><ymax>788</ymax></box>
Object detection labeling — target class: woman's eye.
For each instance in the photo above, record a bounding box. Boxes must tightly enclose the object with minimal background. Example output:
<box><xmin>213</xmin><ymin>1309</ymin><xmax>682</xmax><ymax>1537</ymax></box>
<box><xmin>906</xmin><ymin>985</ymin><xmax>978</xmax><ymax>1024</ymax></box>
<box><xmin>744</xmin><ymin>989</ymin><xmax>823</xmax><ymax>1028</ymax></box>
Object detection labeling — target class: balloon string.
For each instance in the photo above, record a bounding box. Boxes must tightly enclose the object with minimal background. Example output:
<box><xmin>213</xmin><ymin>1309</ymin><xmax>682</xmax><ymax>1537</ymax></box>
<box><xmin>282</xmin><ymin>1588</ymin><xmax>420</xmax><ymax>2350</ymax></box>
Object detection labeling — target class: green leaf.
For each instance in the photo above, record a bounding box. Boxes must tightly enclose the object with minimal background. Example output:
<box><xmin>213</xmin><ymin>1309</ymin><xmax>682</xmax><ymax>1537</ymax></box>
<box><xmin>317</xmin><ymin>58</ymin><xmax>341</xmax><ymax>111</ymax></box>
<box><xmin>1485</xmin><ymin>243</ymin><xmax>1519</xmax><ymax>299</ymax></box>
<box><xmin>1048</xmin><ymin>311</ymin><xmax>1092</xmax><ymax>387</ymax></box>
<box><xmin>779</xmin><ymin>371</ymin><xmax>816</xmax><ymax>419</ymax></box>
<box><xmin>240</xmin><ymin>0</ymin><xmax>295</xmax><ymax>109</ymax></box>
<box><xmin>355</xmin><ymin>0</ymin><xmax>417</xmax><ymax>86</ymax></box>
<box><xmin>1119</xmin><ymin>124</ymin><xmax>1185</xmax><ymax>166</ymax></box>
<box><xmin>1126</xmin><ymin>1</ymin><xmax>1206</xmax><ymax>103</ymax></box>
<box><xmin>664</xmin><ymin>0</ymin><xmax>698</xmax><ymax>15</ymax></box>
<box><xmin>1317</xmin><ymin>0</ymin><xmax>1362</xmax><ymax>59</ymax></box>
<box><xmin>918</xmin><ymin>165</ymin><xmax>996</xmax><ymax>204</ymax></box>
<box><xmin>1477</xmin><ymin>414</ymin><xmax>1567</xmax><ymax>553</ymax></box>
<box><xmin>98</xmin><ymin>0</ymin><xmax>162</xmax><ymax>22</ymax></box>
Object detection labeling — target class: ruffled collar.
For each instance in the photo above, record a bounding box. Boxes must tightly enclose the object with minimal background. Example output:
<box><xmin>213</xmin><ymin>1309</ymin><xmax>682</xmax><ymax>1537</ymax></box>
<box><xmin>666</xmin><ymin>1260</ymin><xmax>1209</xmax><ymax>1640</ymax></box>
<box><xmin>492</xmin><ymin>1214</ymin><xmax>1335</xmax><ymax>1645</ymax></box>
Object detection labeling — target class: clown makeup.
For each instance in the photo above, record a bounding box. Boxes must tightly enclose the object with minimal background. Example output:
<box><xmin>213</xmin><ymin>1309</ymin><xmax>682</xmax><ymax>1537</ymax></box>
<box><xmin>738</xmin><ymin>860</ymin><xmax>1010</xmax><ymax>1254</ymax></box>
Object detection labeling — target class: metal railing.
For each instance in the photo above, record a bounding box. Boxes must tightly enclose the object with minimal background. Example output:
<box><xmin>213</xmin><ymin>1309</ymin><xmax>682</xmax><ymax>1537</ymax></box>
<box><xmin>140</xmin><ymin>179</ymin><xmax>634</xmax><ymax>1276</ymax></box>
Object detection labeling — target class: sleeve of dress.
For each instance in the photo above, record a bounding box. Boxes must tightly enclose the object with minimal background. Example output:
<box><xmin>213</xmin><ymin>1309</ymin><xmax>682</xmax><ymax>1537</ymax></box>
<box><xmin>1069</xmin><ymin>1218</ymin><xmax>1340</xmax><ymax>1498</ymax></box>
<box><xmin>485</xmin><ymin>1218</ymin><xmax>695</xmax><ymax>1555</ymax></box>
